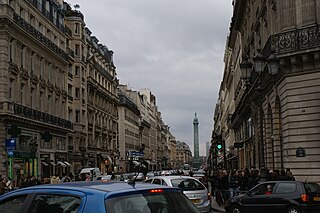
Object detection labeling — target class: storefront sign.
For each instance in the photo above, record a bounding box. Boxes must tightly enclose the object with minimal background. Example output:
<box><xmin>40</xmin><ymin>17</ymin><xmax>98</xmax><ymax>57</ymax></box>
<box><xmin>5</xmin><ymin>138</ymin><xmax>16</xmax><ymax>150</ymax></box>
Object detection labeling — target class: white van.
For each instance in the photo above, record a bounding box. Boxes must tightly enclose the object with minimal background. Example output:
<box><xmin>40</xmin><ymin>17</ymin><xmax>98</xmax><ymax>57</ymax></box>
<box><xmin>79</xmin><ymin>167</ymin><xmax>101</xmax><ymax>181</ymax></box>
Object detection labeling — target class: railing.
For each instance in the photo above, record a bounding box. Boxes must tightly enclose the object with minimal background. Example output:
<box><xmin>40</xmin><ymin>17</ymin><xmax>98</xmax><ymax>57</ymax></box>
<box><xmin>13</xmin><ymin>13</ymin><xmax>68</xmax><ymax>61</ymax></box>
<box><xmin>12</xmin><ymin>103</ymin><xmax>73</xmax><ymax>129</ymax></box>
<box><xmin>271</xmin><ymin>25</ymin><xmax>320</xmax><ymax>54</ymax></box>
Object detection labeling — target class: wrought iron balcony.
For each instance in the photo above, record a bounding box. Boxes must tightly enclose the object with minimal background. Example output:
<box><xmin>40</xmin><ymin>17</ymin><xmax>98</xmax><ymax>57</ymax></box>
<box><xmin>13</xmin><ymin>103</ymin><xmax>73</xmax><ymax>129</ymax></box>
<box><xmin>13</xmin><ymin>13</ymin><xmax>68</xmax><ymax>61</ymax></box>
<box><xmin>271</xmin><ymin>24</ymin><xmax>320</xmax><ymax>54</ymax></box>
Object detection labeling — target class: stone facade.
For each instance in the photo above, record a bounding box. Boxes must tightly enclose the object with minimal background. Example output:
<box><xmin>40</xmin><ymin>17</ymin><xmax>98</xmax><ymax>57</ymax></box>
<box><xmin>213</xmin><ymin>0</ymin><xmax>320</xmax><ymax>182</ymax></box>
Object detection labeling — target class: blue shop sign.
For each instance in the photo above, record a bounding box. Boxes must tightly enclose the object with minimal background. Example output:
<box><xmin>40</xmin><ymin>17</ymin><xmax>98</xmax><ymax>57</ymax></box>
<box><xmin>5</xmin><ymin>138</ymin><xmax>16</xmax><ymax>150</ymax></box>
<box><xmin>7</xmin><ymin>150</ymin><xmax>14</xmax><ymax>157</ymax></box>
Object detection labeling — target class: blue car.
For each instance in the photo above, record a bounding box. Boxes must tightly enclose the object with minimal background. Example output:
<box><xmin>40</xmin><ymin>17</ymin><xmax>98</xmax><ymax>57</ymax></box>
<box><xmin>0</xmin><ymin>181</ymin><xmax>200</xmax><ymax>213</ymax></box>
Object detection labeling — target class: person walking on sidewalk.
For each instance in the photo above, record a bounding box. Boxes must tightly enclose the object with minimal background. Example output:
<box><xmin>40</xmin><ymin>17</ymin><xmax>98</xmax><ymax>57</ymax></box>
<box><xmin>228</xmin><ymin>170</ymin><xmax>240</xmax><ymax>198</ymax></box>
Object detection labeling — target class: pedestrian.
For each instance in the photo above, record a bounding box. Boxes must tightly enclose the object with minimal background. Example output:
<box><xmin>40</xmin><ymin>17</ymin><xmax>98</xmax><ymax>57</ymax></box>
<box><xmin>50</xmin><ymin>175</ymin><xmax>60</xmax><ymax>184</ymax></box>
<box><xmin>0</xmin><ymin>177</ymin><xmax>8</xmax><ymax>195</ymax></box>
<box><xmin>85</xmin><ymin>173</ymin><xmax>91</xmax><ymax>181</ymax></box>
<box><xmin>228</xmin><ymin>170</ymin><xmax>240</xmax><ymax>198</ymax></box>
<box><xmin>6</xmin><ymin>177</ymin><xmax>13</xmax><ymax>192</ymax></box>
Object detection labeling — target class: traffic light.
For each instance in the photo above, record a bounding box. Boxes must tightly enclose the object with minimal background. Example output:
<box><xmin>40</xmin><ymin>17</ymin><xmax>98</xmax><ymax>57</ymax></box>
<box><xmin>216</xmin><ymin>143</ymin><xmax>222</xmax><ymax>150</ymax></box>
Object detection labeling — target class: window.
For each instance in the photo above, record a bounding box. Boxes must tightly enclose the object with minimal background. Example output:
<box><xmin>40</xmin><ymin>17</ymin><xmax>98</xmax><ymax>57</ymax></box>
<box><xmin>76</xmin><ymin>110</ymin><xmax>80</xmax><ymax>123</ymax></box>
<box><xmin>68</xmin><ymin>84</ymin><xmax>73</xmax><ymax>96</ymax></box>
<box><xmin>75</xmin><ymin>66</ymin><xmax>80</xmax><ymax>76</ymax></box>
<box><xmin>20</xmin><ymin>47</ymin><xmax>24</xmax><ymax>68</ymax></box>
<box><xmin>68</xmin><ymin>108</ymin><xmax>73</xmax><ymax>121</ymax></box>
<box><xmin>9</xmin><ymin>40</ymin><xmax>14</xmax><ymax>62</ymax></box>
<box><xmin>31</xmin><ymin>88</ymin><xmax>35</xmax><ymax>108</ymax></box>
<box><xmin>9</xmin><ymin>79</ymin><xmax>14</xmax><ymax>100</ymax></box>
<box><xmin>30</xmin><ymin>53</ymin><xmax>35</xmax><ymax>73</ymax></box>
<box><xmin>40</xmin><ymin>91</ymin><xmax>44</xmax><ymax>111</ymax></box>
<box><xmin>0</xmin><ymin>195</ymin><xmax>28</xmax><ymax>213</ymax></box>
<box><xmin>75</xmin><ymin>88</ymin><xmax>80</xmax><ymax>98</ymax></box>
<box><xmin>75</xmin><ymin>23</ymin><xmax>80</xmax><ymax>34</ymax></box>
<box><xmin>52</xmin><ymin>8</ymin><xmax>57</xmax><ymax>25</ymax></box>
<box><xmin>56</xmin><ymin>138</ymin><xmax>66</xmax><ymax>150</ymax></box>
<box><xmin>37</xmin><ymin>0</ymin><xmax>42</xmax><ymax>11</ymax></box>
<box><xmin>75</xmin><ymin>44</ymin><xmax>79</xmax><ymax>56</ymax></box>
<box><xmin>48</xmin><ymin>95</ymin><xmax>52</xmax><ymax>113</ymax></box>
<box><xmin>40</xmin><ymin>59</ymin><xmax>45</xmax><ymax>77</ymax></box>
<box><xmin>20</xmin><ymin>83</ymin><xmax>25</xmax><ymax>104</ymax></box>
<box><xmin>27</xmin><ymin>194</ymin><xmax>81</xmax><ymax>213</ymax></box>
<box><xmin>275</xmin><ymin>182</ymin><xmax>297</xmax><ymax>194</ymax></box>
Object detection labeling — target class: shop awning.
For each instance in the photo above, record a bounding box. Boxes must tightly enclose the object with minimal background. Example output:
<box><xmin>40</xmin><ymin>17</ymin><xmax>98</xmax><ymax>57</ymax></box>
<box><xmin>41</xmin><ymin>162</ymin><xmax>49</xmax><ymax>166</ymax></box>
<box><xmin>64</xmin><ymin>161</ymin><xmax>71</xmax><ymax>167</ymax></box>
<box><xmin>50</xmin><ymin>162</ymin><xmax>56</xmax><ymax>166</ymax></box>
<box><xmin>57</xmin><ymin>161</ymin><xmax>66</xmax><ymax>167</ymax></box>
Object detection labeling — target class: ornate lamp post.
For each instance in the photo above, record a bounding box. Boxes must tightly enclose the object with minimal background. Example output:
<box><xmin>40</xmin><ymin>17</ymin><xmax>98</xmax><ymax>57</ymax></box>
<box><xmin>240</xmin><ymin>56</ymin><xmax>253</xmax><ymax>86</ymax></box>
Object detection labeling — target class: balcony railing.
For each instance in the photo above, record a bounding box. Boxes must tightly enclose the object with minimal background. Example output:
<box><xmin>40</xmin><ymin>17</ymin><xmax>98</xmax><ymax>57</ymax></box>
<box><xmin>271</xmin><ymin>25</ymin><xmax>320</xmax><ymax>54</ymax></box>
<box><xmin>13</xmin><ymin>103</ymin><xmax>73</xmax><ymax>129</ymax></box>
<box><xmin>13</xmin><ymin>13</ymin><xmax>68</xmax><ymax>61</ymax></box>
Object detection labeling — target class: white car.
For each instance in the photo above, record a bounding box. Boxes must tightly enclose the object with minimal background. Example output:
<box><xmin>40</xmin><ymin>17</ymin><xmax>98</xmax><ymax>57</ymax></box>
<box><xmin>144</xmin><ymin>175</ymin><xmax>211</xmax><ymax>213</ymax></box>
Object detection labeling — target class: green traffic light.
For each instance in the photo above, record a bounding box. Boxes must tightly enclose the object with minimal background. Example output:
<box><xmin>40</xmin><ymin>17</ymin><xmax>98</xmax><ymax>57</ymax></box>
<box><xmin>217</xmin><ymin>144</ymin><xmax>222</xmax><ymax>149</ymax></box>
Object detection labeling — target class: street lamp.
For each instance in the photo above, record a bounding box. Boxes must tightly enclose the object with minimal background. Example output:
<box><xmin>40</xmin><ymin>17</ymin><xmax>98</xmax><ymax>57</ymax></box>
<box><xmin>253</xmin><ymin>49</ymin><xmax>279</xmax><ymax>76</ymax></box>
<box><xmin>253</xmin><ymin>50</ymin><xmax>266</xmax><ymax>74</ymax></box>
<box><xmin>240</xmin><ymin>56</ymin><xmax>253</xmax><ymax>85</ymax></box>
<box><xmin>266</xmin><ymin>53</ymin><xmax>280</xmax><ymax>76</ymax></box>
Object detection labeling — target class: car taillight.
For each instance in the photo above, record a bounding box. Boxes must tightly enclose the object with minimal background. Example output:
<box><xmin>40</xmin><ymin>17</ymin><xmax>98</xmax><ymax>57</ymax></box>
<box><xmin>207</xmin><ymin>192</ymin><xmax>211</xmax><ymax>200</ymax></box>
<box><xmin>149</xmin><ymin>189</ymin><xmax>164</xmax><ymax>193</ymax></box>
<box><xmin>301</xmin><ymin>193</ymin><xmax>309</xmax><ymax>202</ymax></box>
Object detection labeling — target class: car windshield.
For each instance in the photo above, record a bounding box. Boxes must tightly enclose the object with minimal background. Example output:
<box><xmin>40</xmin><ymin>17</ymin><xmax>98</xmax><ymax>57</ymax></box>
<box><xmin>304</xmin><ymin>183</ymin><xmax>320</xmax><ymax>193</ymax></box>
<box><xmin>171</xmin><ymin>178</ymin><xmax>205</xmax><ymax>191</ymax></box>
<box><xmin>105</xmin><ymin>191</ymin><xmax>200</xmax><ymax>213</ymax></box>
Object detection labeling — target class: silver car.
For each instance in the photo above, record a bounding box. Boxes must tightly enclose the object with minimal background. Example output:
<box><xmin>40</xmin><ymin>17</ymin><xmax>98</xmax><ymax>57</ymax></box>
<box><xmin>144</xmin><ymin>175</ymin><xmax>211</xmax><ymax>212</ymax></box>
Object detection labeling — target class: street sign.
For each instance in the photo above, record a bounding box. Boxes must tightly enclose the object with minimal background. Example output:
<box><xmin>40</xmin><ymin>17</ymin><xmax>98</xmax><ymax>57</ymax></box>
<box><xmin>7</xmin><ymin>150</ymin><xmax>14</xmax><ymax>157</ymax></box>
<box><xmin>129</xmin><ymin>151</ymin><xmax>144</xmax><ymax>157</ymax></box>
<box><xmin>296</xmin><ymin>147</ymin><xmax>305</xmax><ymax>157</ymax></box>
<box><xmin>5</xmin><ymin>138</ymin><xmax>16</xmax><ymax>150</ymax></box>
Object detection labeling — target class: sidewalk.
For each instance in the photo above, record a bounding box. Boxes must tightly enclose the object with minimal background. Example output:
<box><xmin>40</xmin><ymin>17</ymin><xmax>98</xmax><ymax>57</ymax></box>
<box><xmin>208</xmin><ymin>182</ymin><xmax>225</xmax><ymax>212</ymax></box>
<box><xmin>211</xmin><ymin>196</ymin><xmax>225</xmax><ymax>212</ymax></box>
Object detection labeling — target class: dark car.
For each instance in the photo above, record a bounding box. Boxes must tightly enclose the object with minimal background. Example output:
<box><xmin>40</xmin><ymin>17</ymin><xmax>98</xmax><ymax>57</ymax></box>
<box><xmin>225</xmin><ymin>181</ymin><xmax>320</xmax><ymax>213</ymax></box>
<box><xmin>0</xmin><ymin>181</ymin><xmax>200</xmax><ymax>213</ymax></box>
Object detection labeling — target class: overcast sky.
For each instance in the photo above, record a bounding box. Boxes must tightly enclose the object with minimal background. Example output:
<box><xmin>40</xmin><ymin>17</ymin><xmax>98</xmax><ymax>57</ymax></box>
<box><xmin>65</xmin><ymin>0</ymin><xmax>233</xmax><ymax>156</ymax></box>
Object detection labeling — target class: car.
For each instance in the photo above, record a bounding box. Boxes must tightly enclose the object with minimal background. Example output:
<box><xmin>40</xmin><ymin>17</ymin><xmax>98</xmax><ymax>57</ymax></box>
<box><xmin>144</xmin><ymin>175</ymin><xmax>211</xmax><ymax>212</ymax></box>
<box><xmin>225</xmin><ymin>180</ymin><xmax>320</xmax><ymax>213</ymax></box>
<box><xmin>0</xmin><ymin>180</ymin><xmax>201</xmax><ymax>213</ymax></box>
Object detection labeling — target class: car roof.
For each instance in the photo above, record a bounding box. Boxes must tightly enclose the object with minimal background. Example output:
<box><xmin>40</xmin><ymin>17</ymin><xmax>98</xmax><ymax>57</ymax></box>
<box><xmin>5</xmin><ymin>181</ymin><xmax>175</xmax><ymax>196</ymax></box>
<box><xmin>151</xmin><ymin>176</ymin><xmax>199</xmax><ymax>180</ymax></box>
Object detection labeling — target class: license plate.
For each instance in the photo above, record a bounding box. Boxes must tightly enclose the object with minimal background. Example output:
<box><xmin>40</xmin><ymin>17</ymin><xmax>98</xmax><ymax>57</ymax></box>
<box><xmin>191</xmin><ymin>199</ymin><xmax>201</xmax><ymax>204</ymax></box>
<box><xmin>313</xmin><ymin>197</ymin><xmax>320</xmax><ymax>201</ymax></box>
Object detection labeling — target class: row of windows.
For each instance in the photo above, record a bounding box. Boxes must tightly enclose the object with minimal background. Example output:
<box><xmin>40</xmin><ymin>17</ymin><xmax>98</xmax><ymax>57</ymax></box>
<box><xmin>9</xmin><ymin>79</ymin><xmax>66</xmax><ymax>118</ymax></box>
<box><xmin>88</xmin><ymin>65</ymin><xmax>116</xmax><ymax>95</ymax></box>
<box><xmin>15</xmin><ymin>1</ymin><xmax>65</xmax><ymax>49</ymax></box>
<box><xmin>10</xmin><ymin>40</ymin><xmax>66</xmax><ymax>89</ymax></box>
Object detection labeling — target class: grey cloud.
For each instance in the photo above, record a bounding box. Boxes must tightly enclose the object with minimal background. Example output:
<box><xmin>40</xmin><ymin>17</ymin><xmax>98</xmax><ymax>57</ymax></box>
<box><xmin>66</xmin><ymin>0</ymin><xmax>233</xmax><ymax>155</ymax></box>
